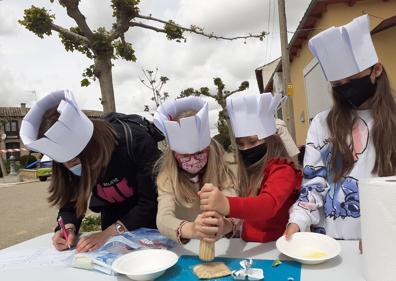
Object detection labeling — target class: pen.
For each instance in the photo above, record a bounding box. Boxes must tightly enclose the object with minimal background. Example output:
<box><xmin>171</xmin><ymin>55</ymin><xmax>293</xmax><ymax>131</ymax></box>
<box><xmin>58</xmin><ymin>216</ymin><xmax>70</xmax><ymax>249</ymax></box>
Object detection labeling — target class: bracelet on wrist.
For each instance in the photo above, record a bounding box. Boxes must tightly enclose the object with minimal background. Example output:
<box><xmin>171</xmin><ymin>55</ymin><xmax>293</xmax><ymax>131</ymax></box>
<box><xmin>65</xmin><ymin>226</ymin><xmax>76</xmax><ymax>234</ymax></box>
<box><xmin>176</xmin><ymin>221</ymin><xmax>190</xmax><ymax>244</ymax></box>
<box><xmin>224</xmin><ymin>218</ymin><xmax>238</xmax><ymax>239</ymax></box>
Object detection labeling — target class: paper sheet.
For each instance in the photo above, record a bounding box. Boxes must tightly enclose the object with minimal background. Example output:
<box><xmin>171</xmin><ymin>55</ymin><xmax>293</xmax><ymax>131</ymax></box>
<box><xmin>360</xmin><ymin>176</ymin><xmax>396</xmax><ymax>281</ymax></box>
<box><xmin>0</xmin><ymin>247</ymin><xmax>75</xmax><ymax>271</ymax></box>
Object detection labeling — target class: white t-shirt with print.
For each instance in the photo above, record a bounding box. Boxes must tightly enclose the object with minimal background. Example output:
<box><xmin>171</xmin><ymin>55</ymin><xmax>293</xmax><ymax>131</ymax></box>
<box><xmin>289</xmin><ymin>109</ymin><xmax>375</xmax><ymax>240</ymax></box>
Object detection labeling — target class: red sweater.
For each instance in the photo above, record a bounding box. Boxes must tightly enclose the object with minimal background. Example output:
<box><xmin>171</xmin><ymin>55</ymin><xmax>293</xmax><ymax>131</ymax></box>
<box><xmin>228</xmin><ymin>159</ymin><xmax>302</xmax><ymax>243</ymax></box>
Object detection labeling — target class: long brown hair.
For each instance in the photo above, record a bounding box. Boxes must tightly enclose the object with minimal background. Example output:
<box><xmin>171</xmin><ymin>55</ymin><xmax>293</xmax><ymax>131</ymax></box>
<box><xmin>237</xmin><ymin>134</ymin><xmax>291</xmax><ymax>197</ymax></box>
<box><xmin>38</xmin><ymin>108</ymin><xmax>118</xmax><ymax>217</ymax></box>
<box><xmin>327</xmin><ymin>68</ymin><xmax>396</xmax><ymax>182</ymax></box>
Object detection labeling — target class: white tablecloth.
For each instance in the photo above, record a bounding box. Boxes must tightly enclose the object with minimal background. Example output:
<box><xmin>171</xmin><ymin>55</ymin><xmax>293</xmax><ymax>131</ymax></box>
<box><xmin>0</xmin><ymin>233</ymin><xmax>365</xmax><ymax>281</ymax></box>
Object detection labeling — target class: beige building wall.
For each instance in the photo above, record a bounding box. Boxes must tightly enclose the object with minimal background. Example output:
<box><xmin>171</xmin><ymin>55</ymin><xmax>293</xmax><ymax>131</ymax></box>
<box><xmin>373</xmin><ymin>27</ymin><xmax>396</xmax><ymax>91</ymax></box>
<box><xmin>290</xmin><ymin>0</ymin><xmax>396</xmax><ymax>145</ymax></box>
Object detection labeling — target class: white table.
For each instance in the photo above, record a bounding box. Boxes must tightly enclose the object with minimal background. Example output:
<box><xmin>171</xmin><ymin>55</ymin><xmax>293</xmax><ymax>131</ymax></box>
<box><xmin>0</xmin><ymin>233</ymin><xmax>365</xmax><ymax>281</ymax></box>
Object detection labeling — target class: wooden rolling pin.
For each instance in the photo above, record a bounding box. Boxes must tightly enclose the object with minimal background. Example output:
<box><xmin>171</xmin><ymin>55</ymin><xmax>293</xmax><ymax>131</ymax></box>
<box><xmin>199</xmin><ymin>240</ymin><xmax>215</xmax><ymax>261</ymax></box>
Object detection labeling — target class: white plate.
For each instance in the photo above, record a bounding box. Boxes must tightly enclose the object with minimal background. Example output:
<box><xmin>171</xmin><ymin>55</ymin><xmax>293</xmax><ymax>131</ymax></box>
<box><xmin>276</xmin><ymin>232</ymin><xmax>341</xmax><ymax>264</ymax></box>
<box><xmin>112</xmin><ymin>249</ymin><xmax>179</xmax><ymax>280</ymax></box>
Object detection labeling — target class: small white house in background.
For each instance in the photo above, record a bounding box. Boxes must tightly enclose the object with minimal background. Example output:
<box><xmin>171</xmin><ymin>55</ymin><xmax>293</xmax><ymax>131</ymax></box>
<box><xmin>302</xmin><ymin>58</ymin><xmax>333</xmax><ymax>122</ymax></box>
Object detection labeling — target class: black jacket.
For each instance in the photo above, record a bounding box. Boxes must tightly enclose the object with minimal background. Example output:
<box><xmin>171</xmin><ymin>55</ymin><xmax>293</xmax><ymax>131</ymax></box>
<box><xmin>57</xmin><ymin>121</ymin><xmax>161</xmax><ymax>232</ymax></box>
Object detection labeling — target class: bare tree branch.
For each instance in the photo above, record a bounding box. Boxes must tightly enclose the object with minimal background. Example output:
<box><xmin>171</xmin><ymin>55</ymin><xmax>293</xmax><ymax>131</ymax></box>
<box><xmin>111</xmin><ymin>26</ymin><xmax>126</xmax><ymax>41</ymax></box>
<box><xmin>157</xmin><ymin>82</ymin><xmax>165</xmax><ymax>93</ymax></box>
<box><xmin>141</xmin><ymin>68</ymin><xmax>152</xmax><ymax>83</ymax></box>
<box><xmin>141</xmin><ymin>69</ymin><xmax>160</xmax><ymax>106</ymax></box>
<box><xmin>135</xmin><ymin>14</ymin><xmax>169</xmax><ymax>25</ymax></box>
<box><xmin>199</xmin><ymin>91</ymin><xmax>215</xmax><ymax>99</ymax></box>
<box><xmin>139</xmin><ymin>78</ymin><xmax>154</xmax><ymax>90</ymax></box>
<box><xmin>153</xmin><ymin>67</ymin><xmax>159</xmax><ymax>84</ymax></box>
<box><xmin>59</xmin><ymin>0</ymin><xmax>94</xmax><ymax>40</ymax></box>
<box><xmin>51</xmin><ymin>22</ymin><xmax>89</xmax><ymax>44</ymax></box>
<box><xmin>129</xmin><ymin>21</ymin><xmax>168</xmax><ymax>35</ymax></box>
<box><xmin>135</xmin><ymin>14</ymin><xmax>267</xmax><ymax>41</ymax></box>
<box><xmin>226</xmin><ymin>88</ymin><xmax>244</xmax><ymax>98</ymax></box>
<box><xmin>110</xmin><ymin>18</ymin><xmax>130</xmax><ymax>41</ymax></box>
<box><xmin>153</xmin><ymin>67</ymin><xmax>158</xmax><ymax>77</ymax></box>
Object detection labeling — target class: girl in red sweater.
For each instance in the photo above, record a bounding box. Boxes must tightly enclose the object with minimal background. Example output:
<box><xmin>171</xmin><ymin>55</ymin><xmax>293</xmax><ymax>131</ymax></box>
<box><xmin>199</xmin><ymin>92</ymin><xmax>302</xmax><ymax>243</ymax></box>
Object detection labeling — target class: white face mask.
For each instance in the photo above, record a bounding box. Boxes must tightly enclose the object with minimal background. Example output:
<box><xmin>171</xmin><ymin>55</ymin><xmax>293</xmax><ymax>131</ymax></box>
<box><xmin>68</xmin><ymin>164</ymin><xmax>82</xmax><ymax>176</ymax></box>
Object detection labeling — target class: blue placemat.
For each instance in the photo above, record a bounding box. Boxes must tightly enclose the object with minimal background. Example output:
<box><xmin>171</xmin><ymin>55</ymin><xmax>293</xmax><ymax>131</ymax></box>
<box><xmin>157</xmin><ymin>255</ymin><xmax>301</xmax><ymax>281</ymax></box>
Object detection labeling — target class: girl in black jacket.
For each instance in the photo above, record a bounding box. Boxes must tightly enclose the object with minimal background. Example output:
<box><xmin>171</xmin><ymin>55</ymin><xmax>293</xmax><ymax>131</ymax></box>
<box><xmin>20</xmin><ymin>90</ymin><xmax>161</xmax><ymax>252</ymax></box>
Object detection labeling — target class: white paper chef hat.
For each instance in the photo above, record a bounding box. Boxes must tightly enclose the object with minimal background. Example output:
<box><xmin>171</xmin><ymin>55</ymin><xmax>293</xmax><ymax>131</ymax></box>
<box><xmin>153</xmin><ymin>96</ymin><xmax>211</xmax><ymax>154</ymax></box>
<box><xmin>226</xmin><ymin>92</ymin><xmax>282</xmax><ymax>139</ymax></box>
<box><xmin>309</xmin><ymin>14</ymin><xmax>378</xmax><ymax>82</ymax></box>
<box><xmin>20</xmin><ymin>90</ymin><xmax>94</xmax><ymax>163</ymax></box>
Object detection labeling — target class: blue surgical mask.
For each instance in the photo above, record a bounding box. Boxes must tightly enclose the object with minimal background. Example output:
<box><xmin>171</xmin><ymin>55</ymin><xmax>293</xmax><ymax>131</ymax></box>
<box><xmin>68</xmin><ymin>164</ymin><xmax>82</xmax><ymax>176</ymax></box>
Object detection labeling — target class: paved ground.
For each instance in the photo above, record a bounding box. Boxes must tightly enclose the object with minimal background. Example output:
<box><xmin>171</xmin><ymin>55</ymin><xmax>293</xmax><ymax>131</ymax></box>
<box><xmin>0</xmin><ymin>152</ymin><xmax>236</xmax><ymax>250</ymax></box>
<box><xmin>0</xmin><ymin>181</ymin><xmax>58</xmax><ymax>250</ymax></box>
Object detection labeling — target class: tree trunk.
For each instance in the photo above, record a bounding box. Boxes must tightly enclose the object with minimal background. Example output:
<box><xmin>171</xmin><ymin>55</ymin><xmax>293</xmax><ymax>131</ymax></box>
<box><xmin>0</xmin><ymin>154</ymin><xmax>7</xmax><ymax>178</ymax></box>
<box><xmin>220</xmin><ymin>102</ymin><xmax>237</xmax><ymax>163</ymax></box>
<box><xmin>95</xmin><ymin>58</ymin><xmax>116</xmax><ymax>113</ymax></box>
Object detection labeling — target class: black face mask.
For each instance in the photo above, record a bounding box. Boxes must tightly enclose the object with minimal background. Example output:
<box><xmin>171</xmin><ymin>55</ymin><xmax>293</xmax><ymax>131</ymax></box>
<box><xmin>239</xmin><ymin>143</ymin><xmax>268</xmax><ymax>167</ymax></box>
<box><xmin>332</xmin><ymin>73</ymin><xmax>377</xmax><ymax>108</ymax></box>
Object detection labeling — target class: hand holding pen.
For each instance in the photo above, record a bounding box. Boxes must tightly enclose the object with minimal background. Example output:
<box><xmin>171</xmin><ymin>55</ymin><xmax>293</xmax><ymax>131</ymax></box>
<box><xmin>58</xmin><ymin>216</ymin><xmax>69</xmax><ymax>246</ymax></box>
<box><xmin>52</xmin><ymin>217</ymin><xmax>77</xmax><ymax>251</ymax></box>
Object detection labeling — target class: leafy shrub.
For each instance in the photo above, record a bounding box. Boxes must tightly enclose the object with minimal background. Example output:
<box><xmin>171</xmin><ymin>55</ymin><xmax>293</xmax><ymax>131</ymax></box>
<box><xmin>213</xmin><ymin>133</ymin><xmax>231</xmax><ymax>152</ymax></box>
<box><xmin>80</xmin><ymin>215</ymin><xmax>101</xmax><ymax>232</ymax></box>
<box><xmin>5</xmin><ymin>159</ymin><xmax>22</xmax><ymax>173</ymax></box>
<box><xmin>20</xmin><ymin>154</ymin><xmax>38</xmax><ymax>168</ymax></box>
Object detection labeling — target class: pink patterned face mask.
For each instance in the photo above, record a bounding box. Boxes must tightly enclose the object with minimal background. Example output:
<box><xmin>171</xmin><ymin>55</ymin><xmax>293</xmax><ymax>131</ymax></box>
<box><xmin>174</xmin><ymin>148</ymin><xmax>209</xmax><ymax>175</ymax></box>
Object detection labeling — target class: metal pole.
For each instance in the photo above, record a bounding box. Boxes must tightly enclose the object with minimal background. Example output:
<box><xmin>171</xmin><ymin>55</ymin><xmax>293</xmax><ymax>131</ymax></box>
<box><xmin>277</xmin><ymin>0</ymin><xmax>296</xmax><ymax>140</ymax></box>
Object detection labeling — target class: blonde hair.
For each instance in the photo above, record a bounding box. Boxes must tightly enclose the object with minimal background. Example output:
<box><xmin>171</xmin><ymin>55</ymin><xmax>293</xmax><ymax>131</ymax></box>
<box><xmin>237</xmin><ymin>134</ymin><xmax>291</xmax><ymax>197</ymax></box>
<box><xmin>155</xmin><ymin>110</ymin><xmax>236</xmax><ymax>207</ymax></box>
<box><xmin>156</xmin><ymin>139</ymin><xmax>236</xmax><ymax>207</ymax></box>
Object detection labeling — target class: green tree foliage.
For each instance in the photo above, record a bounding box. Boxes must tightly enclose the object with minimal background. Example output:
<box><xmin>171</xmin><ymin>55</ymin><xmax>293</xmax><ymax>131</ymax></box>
<box><xmin>18</xmin><ymin>6</ymin><xmax>55</xmax><ymax>38</ymax></box>
<box><xmin>19</xmin><ymin>0</ymin><xmax>266</xmax><ymax>112</ymax></box>
<box><xmin>213</xmin><ymin>110</ymin><xmax>231</xmax><ymax>151</ymax></box>
<box><xmin>180</xmin><ymin>78</ymin><xmax>249</xmax><ymax>153</ymax></box>
<box><xmin>19</xmin><ymin>154</ymin><xmax>38</xmax><ymax>168</ymax></box>
<box><xmin>80</xmin><ymin>215</ymin><xmax>102</xmax><ymax>232</ymax></box>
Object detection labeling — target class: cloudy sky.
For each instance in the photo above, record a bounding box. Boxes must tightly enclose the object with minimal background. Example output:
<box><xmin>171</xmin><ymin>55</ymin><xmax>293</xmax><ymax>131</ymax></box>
<box><xmin>0</xmin><ymin>0</ymin><xmax>311</xmax><ymax>133</ymax></box>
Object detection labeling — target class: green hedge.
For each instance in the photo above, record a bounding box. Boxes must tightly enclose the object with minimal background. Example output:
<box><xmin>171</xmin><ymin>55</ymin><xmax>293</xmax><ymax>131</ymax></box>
<box><xmin>213</xmin><ymin>133</ymin><xmax>231</xmax><ymax>151</ymax></box>
<box><xmin>80</xmin><ymin>215</ymin><xmax>101</xmax><ymax>232</ymax></box>
<box><xmin>20</xmin><ymin>154</ymin><xmax>38</xmax><ymax>168</ymax></box>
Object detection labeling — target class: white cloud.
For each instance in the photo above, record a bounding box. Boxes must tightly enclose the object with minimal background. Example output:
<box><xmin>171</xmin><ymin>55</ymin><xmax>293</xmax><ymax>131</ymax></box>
<box><xmin>0</xmin><ymin>4</ymin><xmax>18</xmax><ymax>36</ymax></box>
<box><xmin>0</xmin><ymin>68</ymin><xmax>20</xmax><ymax>105</ymax></box>
<box><xmin>176</xmin><ymin>0</ymin><xmax>266</xmax><ymax>35</ymax></box>
<box><xmin>0</xmin><ymin>0</ymin><xmax>311</xmax><ymax>135</ymax></box>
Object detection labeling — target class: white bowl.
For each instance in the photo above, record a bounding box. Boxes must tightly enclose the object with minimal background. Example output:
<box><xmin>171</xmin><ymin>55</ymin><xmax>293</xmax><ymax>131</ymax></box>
<box><xmin>276</xmin><ymin>232</ymin><xmax>341</xmax><ymax>264</ymax></box>
<box><xmin>112</xmin><ymin>249</ymin><xmax>179</xmax><ymax>280</ymax></box>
